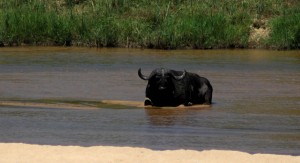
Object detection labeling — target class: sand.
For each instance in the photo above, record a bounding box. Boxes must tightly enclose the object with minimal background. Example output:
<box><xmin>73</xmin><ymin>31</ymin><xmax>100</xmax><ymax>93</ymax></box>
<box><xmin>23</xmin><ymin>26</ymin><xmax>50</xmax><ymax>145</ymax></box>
<box><xmin>0</xmin><ymin>143</ymin><xmax>299</xmax><ymax>163</ymax></box>
<box><xmin>1</xmin><ymin>100</ymin><xmax>212</xmax><ymax>110</ymax></box>
<box><xmin>0</xmin><ymin>101</ymin><xmax>99</xmax><ymax>110</ymax></box>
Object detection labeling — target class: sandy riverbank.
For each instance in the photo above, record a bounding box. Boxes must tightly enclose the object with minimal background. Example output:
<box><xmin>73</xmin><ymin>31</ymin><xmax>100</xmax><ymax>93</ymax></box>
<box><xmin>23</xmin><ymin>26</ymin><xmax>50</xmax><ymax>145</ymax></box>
<box><xmin>0</xmin><ymin>143</ymin><xmax>299</xmax><ymax>163</ymax></box>
<box><xmin>0</xmin><ymin>100</ymin><xmax>211</xmax><ymax>110</ymax></box>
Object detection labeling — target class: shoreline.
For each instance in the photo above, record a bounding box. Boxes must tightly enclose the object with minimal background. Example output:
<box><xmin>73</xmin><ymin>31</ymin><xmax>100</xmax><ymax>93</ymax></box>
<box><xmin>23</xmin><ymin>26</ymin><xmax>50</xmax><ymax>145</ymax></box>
<box><xmin>0</xmin><ymin>99</ymin><xmax>212</xmax><ymax>110</ymax></box>
<box><xmin>0</xmin><ymin>46</ymin><xmax>299</xmax><ymax>53</ymax></box>
<box><xmin>0</xmin><ymin>44</ymin><xmax>296</xmax><ymax>50</ymax></box>
<box><xmin>0</xmin><ymin>143</ymin><xmax>299</xmax><ymax>163</ymax></box>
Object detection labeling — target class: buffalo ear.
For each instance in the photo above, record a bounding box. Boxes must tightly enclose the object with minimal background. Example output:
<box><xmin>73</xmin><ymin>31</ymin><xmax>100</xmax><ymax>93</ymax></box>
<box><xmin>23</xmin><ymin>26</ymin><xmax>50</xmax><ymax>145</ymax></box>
<box><xmin>138</xmin><ymin>68</ymin><xmax>149</xmax><ymax>80</ymax></box>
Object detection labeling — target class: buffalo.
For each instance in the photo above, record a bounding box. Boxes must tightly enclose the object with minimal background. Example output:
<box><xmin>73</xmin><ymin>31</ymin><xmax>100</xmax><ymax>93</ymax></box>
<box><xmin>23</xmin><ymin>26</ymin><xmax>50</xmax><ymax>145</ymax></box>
<box><xmin>138</xmin><ymin>68</ymin><xmax>213</xmax><ymax>107</ymax></box>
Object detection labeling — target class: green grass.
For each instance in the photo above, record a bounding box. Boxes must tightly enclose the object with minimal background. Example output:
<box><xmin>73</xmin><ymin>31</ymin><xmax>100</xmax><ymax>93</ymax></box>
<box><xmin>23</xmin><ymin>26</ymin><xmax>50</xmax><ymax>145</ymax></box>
<box><xmin>268</xmin><ymin>3</ymin><xmax>300</xmax><ymax>49</ymax></box>
<box><xmin>0</xmin><ymin>0</ymin><xmax>299</xmax><ymax>49</ymax></box>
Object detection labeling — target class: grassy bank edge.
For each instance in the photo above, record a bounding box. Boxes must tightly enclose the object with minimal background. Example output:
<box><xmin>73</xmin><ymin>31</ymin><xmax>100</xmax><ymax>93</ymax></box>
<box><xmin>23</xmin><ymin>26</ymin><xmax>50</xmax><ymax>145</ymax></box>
<box><xmin>0</xmin><ymin>0</ymin><xmax>299</xmax><ymax>50</ymax></box>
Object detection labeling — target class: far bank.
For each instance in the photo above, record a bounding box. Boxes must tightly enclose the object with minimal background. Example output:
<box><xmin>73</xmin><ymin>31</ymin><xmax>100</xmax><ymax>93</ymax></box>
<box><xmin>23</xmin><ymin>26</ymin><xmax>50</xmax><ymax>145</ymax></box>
<box><xmin>0</xmin><ymin>0</ymin><xmax>299</xmax><ymax>49</ymax></box>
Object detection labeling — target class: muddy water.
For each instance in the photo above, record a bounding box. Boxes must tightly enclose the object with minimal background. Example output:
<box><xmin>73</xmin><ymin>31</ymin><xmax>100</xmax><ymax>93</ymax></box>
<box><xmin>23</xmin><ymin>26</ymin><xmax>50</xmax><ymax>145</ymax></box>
<box><xmin>0</xmin><ymin>47</ymin><xmax>299</xmax><ymax>155</ymax></box>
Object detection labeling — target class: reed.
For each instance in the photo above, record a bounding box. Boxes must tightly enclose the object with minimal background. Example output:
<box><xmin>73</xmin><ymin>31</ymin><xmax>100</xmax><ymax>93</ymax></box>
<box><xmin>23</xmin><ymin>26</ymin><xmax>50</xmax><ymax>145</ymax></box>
<box><xmin>268</xmin><ymin>3</ymin><xmax>300</xmax><ymax>49</ymax></box>
<box><xmin>0</xmin><ymin>0</ymin><xmax>299</xmax><ymax>49</ymax></box>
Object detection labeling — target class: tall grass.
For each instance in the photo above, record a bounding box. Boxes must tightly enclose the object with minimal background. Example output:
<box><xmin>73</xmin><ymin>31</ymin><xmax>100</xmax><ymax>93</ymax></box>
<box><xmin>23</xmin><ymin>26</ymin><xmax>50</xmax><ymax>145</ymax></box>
<box><xmin>1</xmin><ymin>1</ymin><xmax>76</xmax><ymax>45</ymax></box>
<box><xmin>0</xmin><ymin>0</ymin><xmax>299</xmax><ymax>49</ymax></box>
<box><xmin>268</xmin><ymin>3</ymin><xmax>300</xmax><ymax>49</ymax></box>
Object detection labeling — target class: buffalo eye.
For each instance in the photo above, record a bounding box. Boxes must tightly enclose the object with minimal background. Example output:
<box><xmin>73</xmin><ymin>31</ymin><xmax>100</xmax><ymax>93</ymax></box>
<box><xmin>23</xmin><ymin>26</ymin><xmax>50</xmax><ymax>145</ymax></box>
<box><xmin>155</xmin><ymin>75</ymin><xmax>162</xmax><ymax>81</ymax></box>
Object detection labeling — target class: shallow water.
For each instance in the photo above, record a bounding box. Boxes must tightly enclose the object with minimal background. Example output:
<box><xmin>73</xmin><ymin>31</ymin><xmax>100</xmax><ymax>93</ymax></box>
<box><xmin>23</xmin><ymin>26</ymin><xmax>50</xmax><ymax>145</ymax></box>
<box><xmin>0</xmin><ymin>47</ymin><xmax>299</xmax><ymax>155</ymax></box>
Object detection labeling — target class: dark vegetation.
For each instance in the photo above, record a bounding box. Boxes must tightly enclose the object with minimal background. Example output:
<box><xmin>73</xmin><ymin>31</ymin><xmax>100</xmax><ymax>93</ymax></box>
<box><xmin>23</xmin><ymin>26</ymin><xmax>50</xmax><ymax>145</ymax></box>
<box><xmin>0</xmin><ymin>0</ymin><xmax>299</xmax><ymax>49</ymax></box>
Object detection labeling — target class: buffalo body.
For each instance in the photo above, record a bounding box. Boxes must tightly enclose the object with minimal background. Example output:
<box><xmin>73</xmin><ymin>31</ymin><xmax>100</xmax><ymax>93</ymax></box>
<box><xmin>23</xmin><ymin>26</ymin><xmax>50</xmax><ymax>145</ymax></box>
<box><xmin>138</xmin><ymin>68</ymin><xmax>213</xmax><ymax>107</ymax></box>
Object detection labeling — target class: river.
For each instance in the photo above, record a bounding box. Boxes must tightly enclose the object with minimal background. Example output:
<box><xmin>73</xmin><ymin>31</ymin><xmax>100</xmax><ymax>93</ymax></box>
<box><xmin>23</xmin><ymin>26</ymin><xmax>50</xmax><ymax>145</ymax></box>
<box><xmin>0</xmin><ymin>47</ymin><xmax>299</xmax><ymax>155</ymax></box>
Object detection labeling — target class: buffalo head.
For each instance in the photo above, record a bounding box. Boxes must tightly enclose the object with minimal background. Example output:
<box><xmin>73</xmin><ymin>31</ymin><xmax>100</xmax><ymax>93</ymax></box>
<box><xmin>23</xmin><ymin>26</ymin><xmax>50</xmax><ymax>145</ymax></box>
<box><xmin>138</xmin><ymin>68</ymin><xmax>186</xmax><ymax>91</ymax></box>
<box><xmin>138</xmin><ymin>68</ymin><xmax>187</xmax><ymax>106</ymax></box>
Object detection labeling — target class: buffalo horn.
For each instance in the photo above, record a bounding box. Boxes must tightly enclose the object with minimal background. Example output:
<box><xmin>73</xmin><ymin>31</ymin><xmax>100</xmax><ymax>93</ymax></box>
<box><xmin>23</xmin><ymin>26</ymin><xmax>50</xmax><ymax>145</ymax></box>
<box><xmin>138</xmin><ymin>68</ymin><xmax>150</xmax><ymax>80</ymax></box>
<box><xmin>171</xmin><ymin>70</ymin><xmax>186</xmax><ymax>80</ymax></box>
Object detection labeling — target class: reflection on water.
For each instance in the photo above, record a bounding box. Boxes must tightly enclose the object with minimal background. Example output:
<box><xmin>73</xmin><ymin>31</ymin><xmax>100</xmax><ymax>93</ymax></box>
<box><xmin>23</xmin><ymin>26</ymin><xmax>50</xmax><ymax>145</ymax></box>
<box><xmin>0</xmin><ymin>47</ymin><xmax>299</xmax><ymax>155</ymax></box>
<box><xmin>144</xmin><ymin>107</ymin><xmax>210</xmax><ymax>126</ymax></box>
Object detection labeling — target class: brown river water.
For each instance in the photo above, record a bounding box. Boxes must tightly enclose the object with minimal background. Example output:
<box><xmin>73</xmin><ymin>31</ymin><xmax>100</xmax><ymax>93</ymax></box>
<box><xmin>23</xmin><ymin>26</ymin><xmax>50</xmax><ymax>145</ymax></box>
<box><xmin>0</xmin><ymin>47</ymin><xmax>299</xmax><ymax>155</ymax></box>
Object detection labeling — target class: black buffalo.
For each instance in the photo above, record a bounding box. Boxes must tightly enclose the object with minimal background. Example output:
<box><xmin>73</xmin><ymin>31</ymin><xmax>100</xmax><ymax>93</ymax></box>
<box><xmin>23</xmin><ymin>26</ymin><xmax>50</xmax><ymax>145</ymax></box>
<box><xmin>138</xmin><ymin>68</ymin><xmax>213</xmax><ymax>107</ymax></box>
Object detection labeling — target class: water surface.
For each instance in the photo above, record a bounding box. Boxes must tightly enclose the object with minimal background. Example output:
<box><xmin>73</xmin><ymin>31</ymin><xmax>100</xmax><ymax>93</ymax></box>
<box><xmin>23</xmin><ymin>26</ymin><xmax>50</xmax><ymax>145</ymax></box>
<box><xmin>0</xmin><ymin>47</ymin><xmax>299</xmax><ymax>155</ymax></box>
